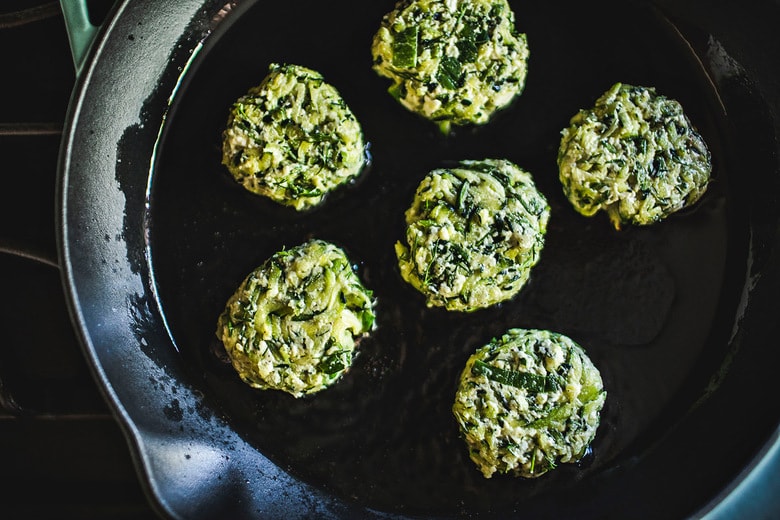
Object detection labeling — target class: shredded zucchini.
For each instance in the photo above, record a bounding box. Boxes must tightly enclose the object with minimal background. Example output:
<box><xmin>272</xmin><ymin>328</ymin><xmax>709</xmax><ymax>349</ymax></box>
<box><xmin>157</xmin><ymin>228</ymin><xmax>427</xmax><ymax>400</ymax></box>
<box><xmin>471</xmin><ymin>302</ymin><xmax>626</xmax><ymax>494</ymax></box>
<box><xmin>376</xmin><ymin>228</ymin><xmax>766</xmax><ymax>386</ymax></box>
<box><xmin>216</xmin><ymin>240</ymin><xmax>376</xmax><ymax>397</ymax></box>
<box><xmin>396</xmin><ymin>159</ymin><xmax>549</xmax><ymax>312</ymax></box>
<box><xmin>557</xmin><ymin>82</ymin><xmax>712</xmax><ymax>229</ymax></box>
<box><xmin>453</xmin><ymin>328</ymin><xmax>606</xmax><ymax>478</ymax></box>
<box><xmin>221</xmin><ymin>63</ymin><xmax>366</xmax><ymax>210</ymax></box>
<box><xmin>371</xmin><ymin>0</ymin><xmax>529</xmax><ymax>133</ymax></box>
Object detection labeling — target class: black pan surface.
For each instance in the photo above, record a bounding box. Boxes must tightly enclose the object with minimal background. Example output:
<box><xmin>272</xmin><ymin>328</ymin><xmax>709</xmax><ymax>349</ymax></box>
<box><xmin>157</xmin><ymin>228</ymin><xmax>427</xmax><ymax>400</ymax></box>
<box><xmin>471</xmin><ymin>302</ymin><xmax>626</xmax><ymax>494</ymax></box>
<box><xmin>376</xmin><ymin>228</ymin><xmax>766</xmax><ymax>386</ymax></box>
<box><xmin>59</xmin><ymin>0</ymin><xmax>780</xmax><ymax>518</ymax></box>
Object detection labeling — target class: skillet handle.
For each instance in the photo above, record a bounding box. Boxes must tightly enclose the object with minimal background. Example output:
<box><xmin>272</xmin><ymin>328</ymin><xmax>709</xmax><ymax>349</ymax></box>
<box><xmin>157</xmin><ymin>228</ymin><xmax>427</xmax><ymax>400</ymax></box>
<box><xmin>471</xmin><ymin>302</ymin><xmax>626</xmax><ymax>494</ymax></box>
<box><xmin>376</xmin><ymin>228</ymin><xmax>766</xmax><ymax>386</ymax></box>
<box><xmin>59</xmin><ymin>0</ymin><xmax>99</xmax><ymax>76</ymax></box>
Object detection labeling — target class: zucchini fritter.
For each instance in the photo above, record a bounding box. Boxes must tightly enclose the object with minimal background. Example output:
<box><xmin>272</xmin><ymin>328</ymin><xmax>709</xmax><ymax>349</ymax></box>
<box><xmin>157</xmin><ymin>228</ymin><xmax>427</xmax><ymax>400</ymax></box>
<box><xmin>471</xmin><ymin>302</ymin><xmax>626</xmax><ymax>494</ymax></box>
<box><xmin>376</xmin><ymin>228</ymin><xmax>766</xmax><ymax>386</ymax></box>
<box><xmin>453</xmin><ymin>328</ymin><xmax>606</xmax><ymax>478</ymax></box>
<box><xmin>372</xmin><ymin>0</ymin><xmax>529</xmax><ymax>133</ymax></box>
<box><xmin>216</xmin><ymin>240</ymin><xmax>376</xmax><ymax>397</ymax></box>
<box><xmin>222</xmin><ymin>63</ymin><xmax>366</xmax><ymax>210</ymax></box>
<box><xmin>558</xmin><ymin>82</ymin><xmax>711</xmax><ymax>229</ymax></box>
<box><xmin>396</xmin><ymin>159</ymin><xmax>549</xmax><ymax>312</ymax></box>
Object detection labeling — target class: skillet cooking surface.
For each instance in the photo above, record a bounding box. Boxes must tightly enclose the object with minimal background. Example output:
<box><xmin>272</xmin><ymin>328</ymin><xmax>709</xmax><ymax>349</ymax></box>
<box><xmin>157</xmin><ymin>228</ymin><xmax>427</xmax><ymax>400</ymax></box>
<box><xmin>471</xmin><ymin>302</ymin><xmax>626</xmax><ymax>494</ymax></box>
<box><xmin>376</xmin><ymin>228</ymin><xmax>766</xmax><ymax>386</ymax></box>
<box><xmin>54</xmin><ymin>0</ymin><xmax>780</xmax><ymax>517</ymax></box>
<box><xmin>150</xmin><ymin>0</ymin><xmax>751</xmax><ymax>516</ymax></box>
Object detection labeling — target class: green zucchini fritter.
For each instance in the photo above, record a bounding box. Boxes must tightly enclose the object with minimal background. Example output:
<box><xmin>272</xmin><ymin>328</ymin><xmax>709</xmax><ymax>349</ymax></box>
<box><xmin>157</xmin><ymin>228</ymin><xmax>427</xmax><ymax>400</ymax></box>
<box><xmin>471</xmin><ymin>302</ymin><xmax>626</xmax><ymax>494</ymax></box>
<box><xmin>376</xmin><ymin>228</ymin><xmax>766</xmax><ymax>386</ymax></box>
<box><xmin>557</xmin><ymin>82</ymin><xmax>712</xmax><ymax>229</ymax></box>
<box><xmin>395</xmin><ymin>159</ymin><xmax>549</xmax><ymax>312</ymax></box>
<box><xmin>216</xmin><ymin>240</ymin><xmax>376</xmax><ymax>397</ymax></box>
<box><xmin>371</xmin><ymin>0</ymin><xmax>529</xmax><ymax>133</ymax></box>
<box><xmin>453</xmin><ymin>328</ymin><xmax>606</xmax><ymax>478</ymax></box>
<box><xmin>221</xmin><ymin>63</ymin><xmax>366</xmax><ymax>210</ymax></box>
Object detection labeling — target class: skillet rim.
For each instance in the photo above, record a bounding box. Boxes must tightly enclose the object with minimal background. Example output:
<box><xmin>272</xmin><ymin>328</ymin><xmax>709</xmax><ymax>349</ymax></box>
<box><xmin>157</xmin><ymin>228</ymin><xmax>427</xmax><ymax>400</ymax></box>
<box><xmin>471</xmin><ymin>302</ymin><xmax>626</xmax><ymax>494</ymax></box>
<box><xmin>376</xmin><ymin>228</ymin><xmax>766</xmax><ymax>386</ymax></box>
<box><xmin>56</xmin><ymin>0</ymin><xmax>780</xmax><ymax>518</ymax></box>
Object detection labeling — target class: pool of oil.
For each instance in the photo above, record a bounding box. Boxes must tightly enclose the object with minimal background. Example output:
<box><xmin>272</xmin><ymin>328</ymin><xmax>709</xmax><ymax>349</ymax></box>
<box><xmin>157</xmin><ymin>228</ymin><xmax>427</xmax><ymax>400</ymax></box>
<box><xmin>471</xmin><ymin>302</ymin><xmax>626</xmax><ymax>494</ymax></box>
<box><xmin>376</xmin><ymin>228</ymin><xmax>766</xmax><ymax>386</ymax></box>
<box><xmin>149</xmin><ymin>0</ymin><xmax>750</xmax><ymax>517</ymax></box>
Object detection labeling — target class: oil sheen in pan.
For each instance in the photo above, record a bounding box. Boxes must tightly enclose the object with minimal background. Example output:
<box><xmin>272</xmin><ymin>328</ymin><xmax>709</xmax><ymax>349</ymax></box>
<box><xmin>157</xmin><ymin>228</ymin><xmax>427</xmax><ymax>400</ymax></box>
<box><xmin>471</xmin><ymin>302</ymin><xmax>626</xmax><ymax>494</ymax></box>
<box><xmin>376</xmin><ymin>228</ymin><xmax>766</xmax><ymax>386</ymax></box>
<box><xmin>149</xmin><ymin>0</ymin><xmax>743</xmax><ymax>517</ymax></box>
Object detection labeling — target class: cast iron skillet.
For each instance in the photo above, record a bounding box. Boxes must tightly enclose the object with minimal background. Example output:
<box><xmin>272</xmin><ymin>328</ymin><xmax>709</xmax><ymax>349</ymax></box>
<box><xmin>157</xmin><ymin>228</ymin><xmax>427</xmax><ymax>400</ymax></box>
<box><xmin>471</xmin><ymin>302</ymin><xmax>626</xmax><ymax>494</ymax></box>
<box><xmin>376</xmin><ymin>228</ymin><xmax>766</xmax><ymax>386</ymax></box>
<box><xmin>57</xmin><ymin>0</ymin><xmax>780</xmax><ymax>518</ymax></box>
